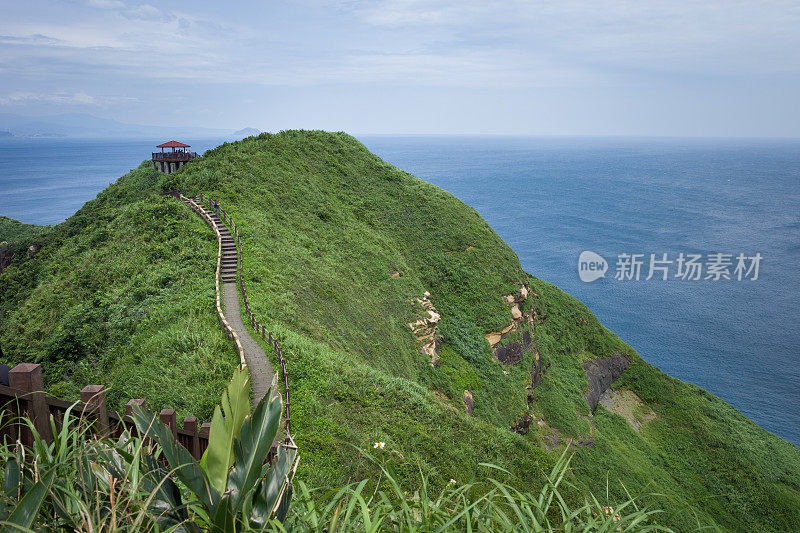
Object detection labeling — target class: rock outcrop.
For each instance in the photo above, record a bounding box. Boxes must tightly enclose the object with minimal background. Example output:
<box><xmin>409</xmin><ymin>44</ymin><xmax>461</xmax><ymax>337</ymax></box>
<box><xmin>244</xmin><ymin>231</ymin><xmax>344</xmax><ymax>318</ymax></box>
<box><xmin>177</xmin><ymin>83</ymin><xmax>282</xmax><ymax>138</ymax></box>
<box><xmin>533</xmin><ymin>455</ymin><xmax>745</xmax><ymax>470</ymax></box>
<box><xmin>462</xmin><ymin>390</ymin><xmax>475</xmax><ymax>415</ymax></box>
<box><xmin>485</xmin><ymin>284</ymin><xmax>536</xmax><ymax>349</ymax></box>
<box><xmin>583</xmin><ymin>351</ymin><xmax>630</xmax><ymax>412</ymax></box>
<box><xmin>598</xmin><ymin>388</ymin><xmax>656</xmax><ymax>433</ymax></box>
<box><xmin>407</xmin><ymin>291</ymin><xmax>441</xmax><ymax>367</ymax></box>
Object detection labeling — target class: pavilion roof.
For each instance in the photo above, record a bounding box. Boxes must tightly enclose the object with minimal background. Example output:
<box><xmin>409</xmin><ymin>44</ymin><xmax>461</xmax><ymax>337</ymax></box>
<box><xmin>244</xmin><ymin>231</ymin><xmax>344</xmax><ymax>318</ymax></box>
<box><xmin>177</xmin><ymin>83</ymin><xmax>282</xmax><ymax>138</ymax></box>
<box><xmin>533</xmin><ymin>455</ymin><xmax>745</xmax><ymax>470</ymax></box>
<box><xmin>156</xmin><ymin>140</ymin><xmax>191</xmax><ymax>148</ymax></box>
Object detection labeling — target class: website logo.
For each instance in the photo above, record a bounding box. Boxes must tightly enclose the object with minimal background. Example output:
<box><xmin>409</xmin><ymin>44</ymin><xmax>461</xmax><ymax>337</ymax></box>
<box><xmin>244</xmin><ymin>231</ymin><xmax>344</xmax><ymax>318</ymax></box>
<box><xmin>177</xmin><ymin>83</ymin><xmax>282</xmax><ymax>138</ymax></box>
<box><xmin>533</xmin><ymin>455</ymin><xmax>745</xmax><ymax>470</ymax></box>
<box><xmin>578</xmin><ymin>250</ymin><xmax>608</xmax><ymax>282</ymax></box>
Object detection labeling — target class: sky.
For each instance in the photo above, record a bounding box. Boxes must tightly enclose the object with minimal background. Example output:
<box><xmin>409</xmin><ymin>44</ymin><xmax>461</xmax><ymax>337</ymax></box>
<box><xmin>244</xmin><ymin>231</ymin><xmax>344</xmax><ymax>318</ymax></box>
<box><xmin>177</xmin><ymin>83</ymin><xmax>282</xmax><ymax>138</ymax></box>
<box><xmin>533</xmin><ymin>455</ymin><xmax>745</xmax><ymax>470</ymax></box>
<box><xmin>1</xmin><ymin>0</ymin><xmax>799</xmax><ymax>137</ymax></box>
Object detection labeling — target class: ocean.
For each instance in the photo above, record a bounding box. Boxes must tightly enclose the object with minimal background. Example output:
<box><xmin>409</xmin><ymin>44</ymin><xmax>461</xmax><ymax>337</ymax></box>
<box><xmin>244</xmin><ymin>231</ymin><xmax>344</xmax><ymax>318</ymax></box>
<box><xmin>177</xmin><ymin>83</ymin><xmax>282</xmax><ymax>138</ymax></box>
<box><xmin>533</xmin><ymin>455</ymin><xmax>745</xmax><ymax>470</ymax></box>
<box><xmin>1</xmin><ymin>135</ymin><xmax>798</xmax><ymax>446</ymax></box>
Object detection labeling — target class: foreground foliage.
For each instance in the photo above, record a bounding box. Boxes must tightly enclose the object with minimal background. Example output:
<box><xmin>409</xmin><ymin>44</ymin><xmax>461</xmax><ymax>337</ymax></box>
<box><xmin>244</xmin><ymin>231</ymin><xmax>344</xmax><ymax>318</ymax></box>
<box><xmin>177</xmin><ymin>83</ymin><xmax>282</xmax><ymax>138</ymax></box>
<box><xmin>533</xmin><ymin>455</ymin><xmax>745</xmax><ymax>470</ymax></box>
<box><xmin>0</xmin><ymin>369</ymin><xmax>298</xmax><ymax>531</ymax></box>
<box><xmin>0</xmin><ymin>370</ymin><xmax>692</xmax><ymax>531</ymax></box>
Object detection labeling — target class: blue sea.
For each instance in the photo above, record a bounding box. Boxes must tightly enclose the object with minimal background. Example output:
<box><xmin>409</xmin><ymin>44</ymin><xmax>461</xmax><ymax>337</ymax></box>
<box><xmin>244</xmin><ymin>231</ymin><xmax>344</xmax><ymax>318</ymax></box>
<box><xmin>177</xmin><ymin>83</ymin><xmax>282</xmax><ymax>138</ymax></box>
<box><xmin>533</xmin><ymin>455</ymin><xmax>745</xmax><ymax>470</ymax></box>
<box><xmin>1</xmin><ymin>136</ymin><xmax>799</xmax><ymax>446</ymax></box>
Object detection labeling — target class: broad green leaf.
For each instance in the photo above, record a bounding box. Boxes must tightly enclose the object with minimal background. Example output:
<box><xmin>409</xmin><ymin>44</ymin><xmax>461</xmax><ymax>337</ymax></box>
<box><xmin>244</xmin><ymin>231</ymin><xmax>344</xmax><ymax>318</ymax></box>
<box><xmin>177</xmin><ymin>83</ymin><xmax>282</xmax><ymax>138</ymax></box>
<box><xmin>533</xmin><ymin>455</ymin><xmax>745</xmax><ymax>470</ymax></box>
<box><xmin>2</xmin><ymin>457</ymin><xmax>20</xmax><ymax>501</ymax></box>
<box><xmin>211</xmin><ymin>493</ymin><xmax>236</xmax><ymax>533</ymax></box>
<box><xmin>203</xmin><ymin>367</ymin><xmax>252</xmax><ymax>493</ymax></box>
<box><xmin>131</xmin><ymin>404</ymin><xmax>220</xmax><ymax>513</ymax></box>
<box><xmin>251</xmin><ymin>443</ymin><xmax>297</xmax><ymax>527</ymax></box>
<box><xmin>228</xmin><ymin>388</ymin><xmax>282</xmax><ymax>511</ymax></box>
<box><xmin>1</xmin><ymin>467</ymin><xmax>56</xmax><ymax>531</ymax></box>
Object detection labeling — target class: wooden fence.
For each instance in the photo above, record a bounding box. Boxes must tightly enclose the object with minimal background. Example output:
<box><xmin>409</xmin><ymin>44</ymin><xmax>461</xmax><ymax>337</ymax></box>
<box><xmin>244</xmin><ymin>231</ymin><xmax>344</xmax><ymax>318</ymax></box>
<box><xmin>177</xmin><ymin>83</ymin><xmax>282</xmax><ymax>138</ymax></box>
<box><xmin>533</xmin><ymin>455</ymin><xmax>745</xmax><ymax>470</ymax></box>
<box><xmin>196</xmin><ymin>194</ymin><xmax>294</xmax><ymax>443</ymax></box>
<box><xmin>0</xmin><ymin>363</ymin><xmax>210</xmax><ymax>459</ymax></box>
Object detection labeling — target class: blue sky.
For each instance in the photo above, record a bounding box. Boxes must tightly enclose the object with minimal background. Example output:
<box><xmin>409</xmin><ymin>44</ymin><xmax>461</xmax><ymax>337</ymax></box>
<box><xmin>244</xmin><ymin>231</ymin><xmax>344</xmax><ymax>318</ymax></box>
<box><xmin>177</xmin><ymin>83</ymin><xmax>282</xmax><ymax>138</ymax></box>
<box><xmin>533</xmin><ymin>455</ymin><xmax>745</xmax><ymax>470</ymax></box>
<box><xmin>1</xmin><ymin>0</ymin><xmax>799</xmax><ymax>136</ymax></box>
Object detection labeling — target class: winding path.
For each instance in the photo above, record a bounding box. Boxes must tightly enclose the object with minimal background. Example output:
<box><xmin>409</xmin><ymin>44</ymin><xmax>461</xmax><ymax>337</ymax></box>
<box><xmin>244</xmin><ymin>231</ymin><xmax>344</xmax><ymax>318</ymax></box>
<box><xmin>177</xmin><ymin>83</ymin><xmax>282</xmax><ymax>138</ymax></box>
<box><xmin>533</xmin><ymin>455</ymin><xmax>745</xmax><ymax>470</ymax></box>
<box><xmin>181</xmin><ymin>196</ymin><xmax>275</xmax><ymax>408</ymax></box>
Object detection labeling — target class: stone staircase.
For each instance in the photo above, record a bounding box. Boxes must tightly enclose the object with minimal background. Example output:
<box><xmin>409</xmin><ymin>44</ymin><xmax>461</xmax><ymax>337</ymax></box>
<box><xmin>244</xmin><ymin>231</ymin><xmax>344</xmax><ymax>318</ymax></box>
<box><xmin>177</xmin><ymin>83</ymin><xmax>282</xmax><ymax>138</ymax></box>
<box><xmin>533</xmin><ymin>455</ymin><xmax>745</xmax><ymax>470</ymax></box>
<box><xmin>183</xmin><ymin>197</ymin><xmax>277</xmax><ymax>407</ymax></box>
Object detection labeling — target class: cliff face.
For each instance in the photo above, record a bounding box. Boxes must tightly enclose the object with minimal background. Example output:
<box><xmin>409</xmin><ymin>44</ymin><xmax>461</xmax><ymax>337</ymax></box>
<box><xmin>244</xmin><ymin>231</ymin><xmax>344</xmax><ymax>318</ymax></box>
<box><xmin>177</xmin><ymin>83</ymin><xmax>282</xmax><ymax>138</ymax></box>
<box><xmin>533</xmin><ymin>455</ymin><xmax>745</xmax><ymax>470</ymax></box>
<box><xmin>2</xmin><ymin>131</ymin><xmax>800</xmax><ymax>531</ymax></box>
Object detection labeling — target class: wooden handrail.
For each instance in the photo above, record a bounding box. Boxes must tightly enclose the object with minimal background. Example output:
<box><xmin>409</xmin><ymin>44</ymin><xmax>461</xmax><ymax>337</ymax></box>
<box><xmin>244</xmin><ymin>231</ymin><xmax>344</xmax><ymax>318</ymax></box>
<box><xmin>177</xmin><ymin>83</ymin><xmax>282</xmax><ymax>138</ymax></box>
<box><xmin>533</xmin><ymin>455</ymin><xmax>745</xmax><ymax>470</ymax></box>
<box><xmin>180</xmin><ymin>194</ymin><xmax>247</xmax><ymax>368</ymax></box>
<box><xmin>200</xmin><ymin>194</ymin><xmax>295</xmax><ymax>445</ymax></box>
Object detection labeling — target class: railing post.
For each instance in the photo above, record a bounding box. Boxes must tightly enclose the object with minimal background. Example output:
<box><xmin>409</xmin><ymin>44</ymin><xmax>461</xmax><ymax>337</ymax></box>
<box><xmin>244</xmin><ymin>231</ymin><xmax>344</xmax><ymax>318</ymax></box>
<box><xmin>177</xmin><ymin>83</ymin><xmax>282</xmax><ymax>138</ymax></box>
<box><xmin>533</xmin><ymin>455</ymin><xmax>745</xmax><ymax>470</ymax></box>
<box><xmin>160</xmin><ymin>409</ymin><xmax>178</xmax><ymax>439</ymax></box>
<box><xmin>126</xmin><ymin>398</ymin><xmax>145</xmax><ymax>416</ymax></box>
<box><xmin>81</xmin><ymin>385</ymin><xmax>110</xmax><ymax>437</ymax></box>
<box><xmin>183</xmin><ymin>416</ymin><xmax>200</xmax><ymax>459</ymax></box>
<box><xmin>8</xmin><ymin>363</ymin><xmax>53</xmax><ymax>445</ymax></box>
<box><xmin>200</xmin><ymin>422</ymin><xmax>211</xmax><ymax>438</ymax></box>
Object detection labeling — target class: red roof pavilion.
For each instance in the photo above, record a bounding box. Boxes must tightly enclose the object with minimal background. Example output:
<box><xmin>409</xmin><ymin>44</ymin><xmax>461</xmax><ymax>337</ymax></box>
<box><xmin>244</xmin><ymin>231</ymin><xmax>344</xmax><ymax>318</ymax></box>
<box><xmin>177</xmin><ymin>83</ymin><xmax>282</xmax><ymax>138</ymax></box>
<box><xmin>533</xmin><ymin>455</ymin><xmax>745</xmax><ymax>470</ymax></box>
<box><xmin>156</xmin><ymin>140</ymin><xmax>191</xmax><ymax>150</ymax></box>
<box><xmin>151</xmin><ymin>140</ymin><xmax>199</xmax><ymax>173</ymax></box>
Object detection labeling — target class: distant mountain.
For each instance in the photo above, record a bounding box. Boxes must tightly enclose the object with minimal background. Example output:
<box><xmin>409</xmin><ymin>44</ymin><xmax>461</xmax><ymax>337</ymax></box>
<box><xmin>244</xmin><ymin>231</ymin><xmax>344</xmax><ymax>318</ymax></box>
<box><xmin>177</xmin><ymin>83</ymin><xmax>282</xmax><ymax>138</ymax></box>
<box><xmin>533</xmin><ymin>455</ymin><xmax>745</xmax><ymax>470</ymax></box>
<box><xmin>232</xmin><ymin>127</ymin><xmax>261</xmax><ymax>138</ymax></box>
<box><xmin>0</xmin><ymin>112</ymin><xmax>244</xmax><ymax>139</ymax></box>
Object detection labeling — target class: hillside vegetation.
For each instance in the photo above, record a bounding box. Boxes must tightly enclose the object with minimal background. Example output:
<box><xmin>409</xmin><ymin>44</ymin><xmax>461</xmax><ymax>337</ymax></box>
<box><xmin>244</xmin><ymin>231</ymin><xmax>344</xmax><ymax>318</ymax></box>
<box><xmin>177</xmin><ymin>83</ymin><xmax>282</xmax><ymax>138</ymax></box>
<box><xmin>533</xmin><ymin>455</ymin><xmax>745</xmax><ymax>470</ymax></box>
<box><xmin>2</xmin><ymin>131</ymin><xmax>799</xmax><ymax>531</ymax></box>
<box><xmin>0</xmin><ymin>166</ymin><xmax>238</xmax><ymax>419</ymax></box>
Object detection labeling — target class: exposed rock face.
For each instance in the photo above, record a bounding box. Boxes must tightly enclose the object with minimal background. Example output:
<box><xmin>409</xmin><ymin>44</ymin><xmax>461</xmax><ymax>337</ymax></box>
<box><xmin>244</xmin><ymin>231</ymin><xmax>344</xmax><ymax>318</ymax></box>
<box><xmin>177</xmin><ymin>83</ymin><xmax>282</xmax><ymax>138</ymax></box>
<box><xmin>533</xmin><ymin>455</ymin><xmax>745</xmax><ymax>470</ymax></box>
<box><xmin>583</xmin><ymin>351</ymin><xmax>630</xmax><ymax>412</ymax></box>
<box><xmin>494</xmin><ymin>342</ymin><xmax>524</xmax><ymax>365</ymax></box>
<box><xmin>0</xmin><ymin>242</ymin><xmax>12</xmax><ymax>273</ymax></box>
<box><xmin>463</xmin><ymin>390</ymin><xmax>475</xmax><ymax>415</ymax></box>
<box><xmin>510</xmin><ymin>413</ymin><xmax>532</xmax><ymax>434</ymax></box>
<box><xmin>485</xmin><ymin>284</ymin><xmax>536</xmax><ymax>348</ymax></box>
<box><xmin>408</xmin><ymin>291</ymin><xmax>441</xmax><ymax>367</ymax></box>
<box><xmin>492</xmin><ymin>316</ymin><xmax>535</xmax><ymax>366</ymax></box>
<box><xmin>27</xmin><ymin>244</ymin><xmax>39</xmax><ymax>258</ymax></box>
<box><xmin>599</xmin><ymin>388</ymin><xmax>656</xmax><ymax>433</ymax></box>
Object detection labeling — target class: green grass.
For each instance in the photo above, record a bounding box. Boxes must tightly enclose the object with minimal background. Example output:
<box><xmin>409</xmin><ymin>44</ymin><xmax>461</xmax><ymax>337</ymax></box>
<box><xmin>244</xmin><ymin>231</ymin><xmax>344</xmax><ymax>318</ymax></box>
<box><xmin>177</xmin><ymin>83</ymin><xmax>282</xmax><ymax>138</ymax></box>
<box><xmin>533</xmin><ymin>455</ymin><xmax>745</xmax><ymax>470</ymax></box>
<box><xmin>2</xmin><ymin>130</ymin><xmax>799</xmax><ymax>531</ymax></box>
<box><xmin>0</xmin><ymin>215</ymin><xmax>49</xmax><ymax>242</ymax></box>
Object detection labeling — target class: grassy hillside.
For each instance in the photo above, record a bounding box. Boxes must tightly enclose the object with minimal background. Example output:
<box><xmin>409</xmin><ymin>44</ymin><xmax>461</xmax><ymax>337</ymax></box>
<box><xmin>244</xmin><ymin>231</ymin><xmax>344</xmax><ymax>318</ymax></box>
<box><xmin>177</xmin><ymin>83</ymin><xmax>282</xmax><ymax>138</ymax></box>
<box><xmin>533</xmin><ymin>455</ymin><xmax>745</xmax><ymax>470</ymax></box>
<box><xmin>0</xmin><ymin>164</ymin><xmax>238</xmax><ymax>419</ymax></box>
<box><xmin>0</xmin><ymin>215</ymin><xmax>49</xmax><ymax>242</ymax></box>
<box><xmin>166</xmin><ymin>131</ymin><xmax>800</xmax><ymax>531</ymax></box>
<box><xmin>2</xmin><ymin>131</ymin><xmax>799</xmax><ymax>531</ymax></box>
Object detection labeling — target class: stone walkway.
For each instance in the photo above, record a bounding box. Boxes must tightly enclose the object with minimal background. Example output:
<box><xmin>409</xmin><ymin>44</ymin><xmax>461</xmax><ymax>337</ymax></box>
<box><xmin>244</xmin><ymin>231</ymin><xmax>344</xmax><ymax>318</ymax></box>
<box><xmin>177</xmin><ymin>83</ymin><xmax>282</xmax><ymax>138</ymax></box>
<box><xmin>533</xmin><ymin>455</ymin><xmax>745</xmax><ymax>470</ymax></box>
<box><xmin>193</xmin><ymin>202</ymin><xmax>276</xmax><ymax>407</ymax></box>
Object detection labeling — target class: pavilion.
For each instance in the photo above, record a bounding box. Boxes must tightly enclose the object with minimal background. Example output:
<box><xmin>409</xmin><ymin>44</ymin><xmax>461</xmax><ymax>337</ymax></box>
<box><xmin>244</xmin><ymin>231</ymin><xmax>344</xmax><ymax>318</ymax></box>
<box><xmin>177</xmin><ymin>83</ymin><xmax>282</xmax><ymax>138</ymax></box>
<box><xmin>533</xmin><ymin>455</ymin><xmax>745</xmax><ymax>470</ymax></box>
<box><xmin>151</xmin><ymin>141</ymin><xmax>200</xmax><ymax>174</ymax></box>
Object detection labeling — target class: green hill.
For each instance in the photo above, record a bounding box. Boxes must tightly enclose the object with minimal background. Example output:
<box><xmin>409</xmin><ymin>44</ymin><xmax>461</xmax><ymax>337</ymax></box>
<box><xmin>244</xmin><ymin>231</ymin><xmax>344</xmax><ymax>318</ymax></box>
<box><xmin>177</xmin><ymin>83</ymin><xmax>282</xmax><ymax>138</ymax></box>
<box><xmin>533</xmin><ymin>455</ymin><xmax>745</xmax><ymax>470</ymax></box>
<box><xmin>2</xmin><ymin>131</ymin><xmax>799</xmax><ymax>531</ymax></box>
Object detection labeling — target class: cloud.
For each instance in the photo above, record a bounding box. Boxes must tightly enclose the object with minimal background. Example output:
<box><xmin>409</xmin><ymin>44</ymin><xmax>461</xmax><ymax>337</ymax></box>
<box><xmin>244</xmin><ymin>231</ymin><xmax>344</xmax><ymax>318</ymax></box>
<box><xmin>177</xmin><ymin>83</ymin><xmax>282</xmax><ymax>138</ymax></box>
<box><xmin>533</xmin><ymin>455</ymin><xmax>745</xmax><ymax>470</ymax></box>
<box><xmin>1</xmin><ymin>0</ymin><xmax>799</xmax><ymax>135</ymax></box>
<box><xmin>347</xmin><ymin>0</ymin><xmax>800</xmax><ymax>77</ymax></box>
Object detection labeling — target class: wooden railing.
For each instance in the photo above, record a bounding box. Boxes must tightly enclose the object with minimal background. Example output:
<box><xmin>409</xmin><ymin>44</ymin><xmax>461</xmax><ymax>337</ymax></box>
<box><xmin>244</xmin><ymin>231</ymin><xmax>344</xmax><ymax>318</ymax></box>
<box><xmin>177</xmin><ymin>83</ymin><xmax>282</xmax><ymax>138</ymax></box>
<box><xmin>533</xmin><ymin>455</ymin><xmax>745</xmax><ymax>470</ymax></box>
<box><xmin>152</xmin><ymin>152</ymin><xmax>199</xmax><ymax>162</ymax></box>
<box><xmin>0</xmin><ymin>363</ymin><xmax>209</xmax><ymax>459</ymax></box>
<box><xmin>180</xmin><ymin>194</ymin><xmax>247</xmax><ymax>369</ymax></box>
<box><xmin>197</xmin><ymin>194</ymin><xmax>295</xmax><ymax>445</ymax></box>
